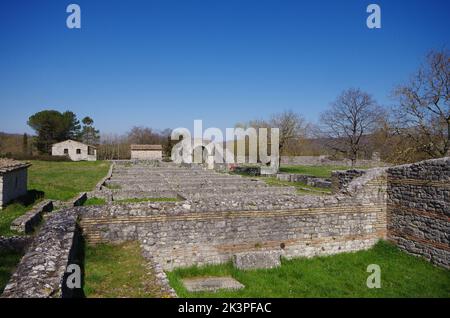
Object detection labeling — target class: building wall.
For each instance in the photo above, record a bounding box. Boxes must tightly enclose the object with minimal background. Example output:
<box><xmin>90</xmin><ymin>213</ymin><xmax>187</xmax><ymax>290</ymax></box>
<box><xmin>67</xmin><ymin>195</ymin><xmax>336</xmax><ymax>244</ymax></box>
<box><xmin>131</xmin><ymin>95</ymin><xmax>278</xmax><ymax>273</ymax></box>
<box><xmin>0</xmin><ymin>168</ymin><xmax>28</xmax><ymax>208</ymax></box>
<box><xmin>130</xmin><ymin>150</ymin><xmax>162</xmax><ymax>160</ymax></box>
<box><xmin>387</xmin><ymin>157</ymin><xmax>450</xmax><ymax>268</ymax></box>
<box><xmin>52</xmin><ymin>141</ymin><xmax>96</xmax><ymax>161</ymax></box>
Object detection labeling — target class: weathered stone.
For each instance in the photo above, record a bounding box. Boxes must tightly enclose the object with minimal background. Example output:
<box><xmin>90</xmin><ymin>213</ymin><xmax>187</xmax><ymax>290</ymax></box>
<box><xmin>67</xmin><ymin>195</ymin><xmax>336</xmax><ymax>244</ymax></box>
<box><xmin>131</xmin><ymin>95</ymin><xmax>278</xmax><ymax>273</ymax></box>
<box><xmin>10</xmin><ymin>200</ymin><xmax>53</xmax><ymax>233</ymax></box>
<box><xmin>182</xmin><ymin>277</ymin><xmax>244</xmax><ymax>292</ymax></box>
<box><xmin>233</xmin><ymin>251</ymin><xmax>281</xmax><ymax>270</ymax></box>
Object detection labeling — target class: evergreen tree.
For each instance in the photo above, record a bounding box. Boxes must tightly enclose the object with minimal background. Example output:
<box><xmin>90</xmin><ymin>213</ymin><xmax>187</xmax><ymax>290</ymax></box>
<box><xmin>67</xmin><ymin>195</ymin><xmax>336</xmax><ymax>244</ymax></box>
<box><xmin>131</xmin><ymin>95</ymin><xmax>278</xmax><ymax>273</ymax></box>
<box><xmin>81</xmin><ymin>116</ymin><xmax>100</xmax><ymax>145</ymax></box>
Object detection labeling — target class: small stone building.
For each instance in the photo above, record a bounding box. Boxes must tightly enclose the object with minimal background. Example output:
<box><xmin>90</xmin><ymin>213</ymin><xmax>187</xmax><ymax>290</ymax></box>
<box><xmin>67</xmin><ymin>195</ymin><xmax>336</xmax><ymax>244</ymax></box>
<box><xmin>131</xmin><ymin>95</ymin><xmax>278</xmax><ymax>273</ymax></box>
<box><xmin>130</xmin><ymin>144</ymin><xmax>163</xmax><ymax>160</ymax></box>
<box><xmin>52</xmin><ymin>140</ymin><xmax>97</xmax><ymax>161</ymax></box>
<box><xmin>0</xmin><ymin>159</ymin><xmax>30</xmax><ymax>209</ymax></box>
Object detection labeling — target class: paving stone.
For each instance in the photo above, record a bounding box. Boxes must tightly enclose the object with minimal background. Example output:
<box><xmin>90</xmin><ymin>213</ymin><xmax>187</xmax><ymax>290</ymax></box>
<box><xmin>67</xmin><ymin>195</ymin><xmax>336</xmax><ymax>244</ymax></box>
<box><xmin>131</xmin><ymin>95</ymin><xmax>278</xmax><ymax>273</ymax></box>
<box><xmin>182</xmin><ymin>276</ymin><xmax>245</xmax><ymax>292</ymax></box>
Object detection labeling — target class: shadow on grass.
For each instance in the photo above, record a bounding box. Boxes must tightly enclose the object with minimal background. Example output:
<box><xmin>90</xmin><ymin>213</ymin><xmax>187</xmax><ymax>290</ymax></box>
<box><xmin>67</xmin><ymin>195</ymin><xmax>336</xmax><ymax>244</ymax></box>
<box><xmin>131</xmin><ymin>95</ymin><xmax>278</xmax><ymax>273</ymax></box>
<box><xmin>10</xmin><ymin>189</ymin><xmax>45</xmax><ymax>207</ymax></box>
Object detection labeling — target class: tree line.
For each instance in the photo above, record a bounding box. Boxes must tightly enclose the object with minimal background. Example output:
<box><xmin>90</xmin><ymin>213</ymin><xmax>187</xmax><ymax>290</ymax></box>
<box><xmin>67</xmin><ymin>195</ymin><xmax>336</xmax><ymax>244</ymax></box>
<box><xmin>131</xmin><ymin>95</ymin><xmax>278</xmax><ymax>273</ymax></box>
<box><xmin>1</xmin><ymin>49</ymin><xmax>447</xmax><ymax>164</ymax></box>
<box><xmin>235</xmin><ymin>49</ymin><xmax>449</xmax><ymax>165</ymax></box>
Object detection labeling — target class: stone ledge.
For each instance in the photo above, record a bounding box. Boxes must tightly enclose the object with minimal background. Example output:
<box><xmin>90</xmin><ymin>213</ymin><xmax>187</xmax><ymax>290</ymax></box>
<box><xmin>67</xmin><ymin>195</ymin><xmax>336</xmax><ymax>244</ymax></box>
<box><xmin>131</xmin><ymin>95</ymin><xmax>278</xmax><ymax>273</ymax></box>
<box><xmin>1</xmin><ymin>210</ymin><xmax>79</xmax><ymax>298</ymax></box>
<box><xmin>182</xmin><ymin>277</ymin><xmax>244</xmax><ymax>293</ymax></box>
<box><xmin>69</xmin><ymin>192</ymin><xmax>87</xmax><ymax>207</ymax></box>
<box><xmin>10</xmin><ymin>200</ymin><xmax>53</xmax><ymax>234</ymax></box>
<box><xmin>233</xmin><ymin>250</ymin><xmax>281</xmax><ymax>270</ymax></box>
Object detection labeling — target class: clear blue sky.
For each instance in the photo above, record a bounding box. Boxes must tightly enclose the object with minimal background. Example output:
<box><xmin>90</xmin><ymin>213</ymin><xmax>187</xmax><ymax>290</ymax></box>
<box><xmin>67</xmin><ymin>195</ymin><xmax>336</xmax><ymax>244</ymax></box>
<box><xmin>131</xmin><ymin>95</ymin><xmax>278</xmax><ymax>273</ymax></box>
<box><xmin>0</xmin><ymin>0</ymin><xmax>449</xmax><ymax>135</ymax></box>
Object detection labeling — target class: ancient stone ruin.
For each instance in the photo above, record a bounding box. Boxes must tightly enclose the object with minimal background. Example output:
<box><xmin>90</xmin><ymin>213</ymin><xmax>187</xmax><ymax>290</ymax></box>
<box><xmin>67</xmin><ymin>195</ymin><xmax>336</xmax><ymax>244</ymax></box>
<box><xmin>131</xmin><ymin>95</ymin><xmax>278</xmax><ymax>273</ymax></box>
<box><xmin>1</xmin><ymin>157</ymin><xmax>449</xmax><ymax>297</ymax></box>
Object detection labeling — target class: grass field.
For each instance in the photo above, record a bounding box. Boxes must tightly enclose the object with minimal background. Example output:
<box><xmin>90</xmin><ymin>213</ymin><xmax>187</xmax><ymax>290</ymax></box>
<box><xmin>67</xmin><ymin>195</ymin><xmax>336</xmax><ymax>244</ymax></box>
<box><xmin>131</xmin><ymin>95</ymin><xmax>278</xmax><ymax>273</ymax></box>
<box><xmin>0</xmin><ymin>160</ymin><xmax>110</xmax><ymax>237</ymax></box>
<box><xmin>83</xmin><ymin>197</ymin><xmax>107</xmax><ymax>206</ymax></box>
<box><xmin>28</xmin><ymin>161</ymin><xmax>110</xmax><ymax>201</ymax></box>
<box><xmin>167</xmin><ymin>241</ymin><xmax>450</xmax><ymax>298</ymax></box>
<box><xmin>279</xmin><ymin>165</ymin><xmax>365</xmax><ymax>178</ymax></box>
<box><xmin>84</xmin><ymin>242</ymin><xmax>164</xmax><ymax>298</ymax></box>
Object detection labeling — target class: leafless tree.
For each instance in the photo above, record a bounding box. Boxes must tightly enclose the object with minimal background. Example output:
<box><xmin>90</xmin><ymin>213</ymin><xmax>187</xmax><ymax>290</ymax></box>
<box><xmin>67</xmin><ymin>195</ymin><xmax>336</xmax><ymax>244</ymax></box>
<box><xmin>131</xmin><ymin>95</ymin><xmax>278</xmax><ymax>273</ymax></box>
<box><xmin>127</xmin><ymin>126</ymin><xmax>163</xmax><ymax>145</ymax></box>
<box><xmin>233</xmin><ymin>111</ymin><xmax>308</xmax><ymax>163</ymax></box>
<box><xmin>270</xmin><ymin>110</ymin><xmax>309</xmax><ymax>158</ymax></box>
<box><xmin>393</xmin><ymin>49</ymin><xmax>450</xmax><ymax>158</ymax></box>
<box><xmin>320</xmin><ymin>88</ymin><xmax>384</xmax><ymax>166</ymax></box>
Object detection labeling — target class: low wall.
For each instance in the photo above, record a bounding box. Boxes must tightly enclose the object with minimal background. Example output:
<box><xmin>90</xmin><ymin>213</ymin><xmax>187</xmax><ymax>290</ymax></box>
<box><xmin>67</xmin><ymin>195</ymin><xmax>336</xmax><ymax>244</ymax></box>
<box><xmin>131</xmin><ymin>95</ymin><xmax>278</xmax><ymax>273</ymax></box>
<box><xmin>10</xmin><ymin>200</ymin><xmax>53</xmax><ymax>234</ymax></box>
<box><xmin>281</xmin><ymin>156</ymin><xmax>385</xmax><ymax>167</ymax></box>
<box><xmin>387</xmin><ymin>157</ymin><xmax>450</xmax><ymax>268</ymax></box>
<box><xmin>277</xmin><ymin>173</ymin><xmax>332</xmax><ymax>188</ymax></box>
<box><xmin>95</xmin><ymin>162</ymin><xmax>114</xmax><ymax>190</ymax></box>
<box><xmin>80</xmin><ymin>169</ymin><xmax>387</xmax><ymax>270</ymax></box>
<box><xmin>331</xmin><ymin>169</ymin><xmax>367</xmax><ymax>193</ymax></box>
<box><xmin>1</xmin><ymin>210</ymin><xmax>80</xmax><ymax>298</ymax></box>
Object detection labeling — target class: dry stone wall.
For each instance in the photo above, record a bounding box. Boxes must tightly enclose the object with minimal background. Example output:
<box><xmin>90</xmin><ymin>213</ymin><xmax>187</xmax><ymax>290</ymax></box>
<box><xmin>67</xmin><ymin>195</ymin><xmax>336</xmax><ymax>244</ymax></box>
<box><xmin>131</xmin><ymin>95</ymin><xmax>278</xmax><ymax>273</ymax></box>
<box><xmin>387</xmin><ymin>157</ymin><xmax>450</xmax><ymax>268</ymax></box>
<box><xmin>1</xmin><ymin>209</ymin><xmax>81</xmax><ymax>298</ymax></box>
<box><xmin>80</xmin><ymin>167</ymin><xmax>387</xmax><ymax>270</ymax></box>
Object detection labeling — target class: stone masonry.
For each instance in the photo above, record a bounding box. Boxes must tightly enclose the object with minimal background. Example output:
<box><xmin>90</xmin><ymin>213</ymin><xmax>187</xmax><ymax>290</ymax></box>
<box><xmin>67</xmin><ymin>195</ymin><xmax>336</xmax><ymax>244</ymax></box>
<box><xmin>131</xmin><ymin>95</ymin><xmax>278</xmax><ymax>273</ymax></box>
<box><xmin>387</xmin><ymin>157</ymin><xmax>450</xmax><ymax>268</ymax></box>
<box><xmin>2</xmin><ymin>157</ymin><xmax>449</xmax><ymax>297</ymax></box>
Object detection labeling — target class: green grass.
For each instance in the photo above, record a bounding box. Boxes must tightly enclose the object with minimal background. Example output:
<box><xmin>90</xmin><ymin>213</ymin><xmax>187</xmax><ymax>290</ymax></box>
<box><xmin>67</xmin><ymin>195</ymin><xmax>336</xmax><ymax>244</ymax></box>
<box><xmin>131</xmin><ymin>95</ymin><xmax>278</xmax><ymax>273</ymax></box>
<box><xmin>84</xmin><ymin>242</ymin><xmax>168</xmax><ymax>298</ymax></box>
<box><xmin>83</xmin><ymin>197</ymin><xmax>107</xmax><ymax>206</ymax></box>
<box><xmin>28</xmin><ymin>161</ymin><xmax>110</xmax><ymax>201</ymax></box>
<box><xmin>0</xmin><ymin>190</ymin><xmax>44</xmax><ymax>236</ymax></box>
<box><xmin>263</xmin><ymin>177</ymin><xmax>331</xmax><ymax>194</ymax></box>
<box><xmin>0</xmin><ymin>161</ymin><xmax>110</xmax><ymax>237</ymax></box>
<box><xmin>114</xmin><ymin>197</ymin><xmax>179</xmax><ymax>204</ymax></box>
<box><xmin>167</xmin><ymin>241</ymin><xmax>450</xmax><ymax>298</ymax></box>
<box><xmin>0</xmin><ymin>250</ymin><xmax>23</xmax><ymax>293</ymax></box>
<box><xmin>280</xmin><ymin>165</ymin><xmax>366</xmax><ymax>178</ymax></box>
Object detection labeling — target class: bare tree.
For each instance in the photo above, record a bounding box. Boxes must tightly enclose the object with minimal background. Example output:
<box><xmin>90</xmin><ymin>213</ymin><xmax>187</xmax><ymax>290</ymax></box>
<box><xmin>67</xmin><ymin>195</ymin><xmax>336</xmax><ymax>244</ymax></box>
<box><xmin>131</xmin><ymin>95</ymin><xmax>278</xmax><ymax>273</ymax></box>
<box><xmin>270</xmin><ymin>110</ymin><xmax>309</xmax><ymax>158</ymax></box>
<box><xmin>393</xmin><ymin>49</ymin><xmax>450</xmax><ymax>158</ymax></box>
<box><xmin>320</xmin><ymin>88</ymin><xmax>383</xmax><ymax>166</ymax></box>
<box><xmin>233</xmin><ymin>111</ymin><xmax>308</xmax><ymax>164</ymax></box>
<box><xmin>127</xmin><ymin>126</ymin><xmax>162</xmax><ymax>145</ymax></box>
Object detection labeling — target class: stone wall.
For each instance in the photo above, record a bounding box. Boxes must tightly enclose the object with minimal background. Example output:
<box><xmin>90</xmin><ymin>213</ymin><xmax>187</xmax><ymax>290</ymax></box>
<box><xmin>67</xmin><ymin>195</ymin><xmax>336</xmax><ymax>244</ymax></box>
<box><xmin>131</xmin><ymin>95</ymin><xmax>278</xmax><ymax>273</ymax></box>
<box><xmin>130</xmin><ymin>150</ymin><xmax>163</xmax><ymax>160</ymax></box>
<box><xmin>0</xmin><ymin>167</ymin><xmax>28</xmax><ymax>208</ymax></box>
<box><xmin>10</xmin><ymin>200</ymin><xmax>53</xmax><ymax>234</ymax></box>
<box><xmin>80</xmin><ymin>168</ymin><xmax>387</xmax><ymax>270</ymax></box>
<box><xmin>277</xmin><ymin>173</ymin><xmax>332</xmax><ymax>188</ymax></box>
<box><xmin>331</xmin><ymin>169</ymin><xmax>367</xmax><ymax>193</ymax></box>
<box><xmin>281</xmin><ymin>155</ymin><xmax>386</xmax><ymax>167</ymax></box>
<box><xmin>387</xmin><ymin>157</ymin><xmax>450</xmax><ymax>269</ymax></box>
<box><xmin>1</xmin><ymin>209</ymin><xmax>81</xmax><ymax>298</ymax></box>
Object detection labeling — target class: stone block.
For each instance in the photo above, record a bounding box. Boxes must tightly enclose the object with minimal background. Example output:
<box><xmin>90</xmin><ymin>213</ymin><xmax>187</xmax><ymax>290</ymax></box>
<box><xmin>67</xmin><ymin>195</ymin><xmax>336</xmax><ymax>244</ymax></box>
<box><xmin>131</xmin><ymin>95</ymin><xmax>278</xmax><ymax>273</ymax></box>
<box><xmin>233</xmin><ymin>250</ymin><xmax>281</xmax><ymax>270</ymax></box>
<box><xmin>182</xmin><ymin>276</ymin><xmax>244</xmax><ymax>292</ymax></box>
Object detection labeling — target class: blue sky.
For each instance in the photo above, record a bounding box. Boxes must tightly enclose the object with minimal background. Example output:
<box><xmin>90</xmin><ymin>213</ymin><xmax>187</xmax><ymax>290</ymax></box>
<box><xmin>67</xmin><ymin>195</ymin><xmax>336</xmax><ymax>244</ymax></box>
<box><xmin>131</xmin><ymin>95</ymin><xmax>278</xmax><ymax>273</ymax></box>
<box><xmin>0</xmin><ymin>0</ymin><xmax>449</xmax><ymax>135</ymax></box>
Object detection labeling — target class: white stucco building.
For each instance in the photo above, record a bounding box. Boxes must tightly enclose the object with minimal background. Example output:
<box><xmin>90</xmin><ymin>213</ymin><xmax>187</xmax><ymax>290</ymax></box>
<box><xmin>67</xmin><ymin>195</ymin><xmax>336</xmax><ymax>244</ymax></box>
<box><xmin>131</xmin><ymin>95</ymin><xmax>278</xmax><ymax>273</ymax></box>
<box><xmin>130</xmin><ymin>144</ymin><xmax>163</xmax><ymax>160</ymax></box>
<box><xmin>0</xmin><ymin>159</ymin><xmax>30</xmax><ymax>209</ymax></box>
<box><xmin>52</xmin><ymin>140</ymin><xmax>97</xmax><ymax>161</ymax></box>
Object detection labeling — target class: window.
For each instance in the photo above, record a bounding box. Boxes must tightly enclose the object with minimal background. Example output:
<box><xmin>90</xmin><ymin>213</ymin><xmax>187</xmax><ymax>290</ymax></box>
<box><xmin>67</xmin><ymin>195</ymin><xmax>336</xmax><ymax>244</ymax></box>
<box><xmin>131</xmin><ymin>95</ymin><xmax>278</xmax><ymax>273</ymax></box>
<box><xmin>88</xmin><ymin>146</ymin><xmax>95</xmax><ymax>156</ymax></box>
<box><xmin>76</xmin><ymin>149</ymin><xmax>81</xmax><ymax>154</ymax></box>
<box><xmin>64</xmin><ymin>149</ymin><xmax>69</xmax><ymax>154</ymax></box>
